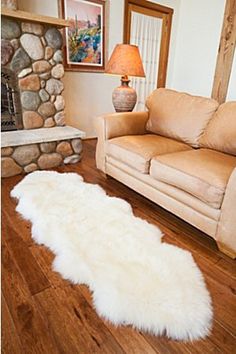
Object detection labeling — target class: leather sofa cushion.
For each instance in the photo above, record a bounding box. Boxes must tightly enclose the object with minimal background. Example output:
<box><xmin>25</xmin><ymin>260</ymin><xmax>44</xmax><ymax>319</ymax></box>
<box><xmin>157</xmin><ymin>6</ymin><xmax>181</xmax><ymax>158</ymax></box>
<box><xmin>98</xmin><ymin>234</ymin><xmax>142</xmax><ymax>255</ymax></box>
<box><xmin>146</xmin><ymin>88</ymin><xmax>219</xmax><ymax>147</ymax></box>
<box><xmin>106</xmin><ymin>134</ymin><xmax>192</xmax><ymax>174</ymax></box>
<box><xmin>150</xmin><ymin>149</ymin><xmax>236</xmax><ymax>209</ymax></box>
<box><xmin>200</xmin><ymin>101</ymin><xmax>236</xmax><ymax>156</ymax></box>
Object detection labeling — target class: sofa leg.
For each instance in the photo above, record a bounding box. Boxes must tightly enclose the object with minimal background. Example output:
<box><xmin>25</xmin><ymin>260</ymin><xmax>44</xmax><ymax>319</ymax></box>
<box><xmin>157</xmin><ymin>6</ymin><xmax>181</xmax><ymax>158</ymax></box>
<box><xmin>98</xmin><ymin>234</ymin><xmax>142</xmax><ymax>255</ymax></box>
<box><xmin>217</xmin><ymin>241</ymin><xmax>236</xmax><ymax>259</ymax></box>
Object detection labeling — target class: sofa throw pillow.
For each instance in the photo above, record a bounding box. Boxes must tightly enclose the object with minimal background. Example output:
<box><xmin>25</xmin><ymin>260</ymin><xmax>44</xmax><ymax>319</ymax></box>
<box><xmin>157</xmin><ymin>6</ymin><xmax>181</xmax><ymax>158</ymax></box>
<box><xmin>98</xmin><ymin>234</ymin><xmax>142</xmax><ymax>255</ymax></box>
<box><xmin>200</xmin><ymin>101</ymin><xmax>236</xmax><ymax>156</ymax></box>
<box><xmin>145</xmin><ymin>88</ymin><xmax>219</xmax><ymax>147</ymax></box>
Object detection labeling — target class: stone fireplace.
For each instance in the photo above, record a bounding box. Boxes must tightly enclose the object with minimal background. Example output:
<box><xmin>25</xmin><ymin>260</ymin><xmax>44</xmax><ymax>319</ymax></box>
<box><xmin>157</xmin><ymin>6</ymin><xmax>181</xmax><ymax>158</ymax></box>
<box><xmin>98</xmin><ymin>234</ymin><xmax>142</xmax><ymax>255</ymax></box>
<box><xmin>1</xmin><ymin>15</ymin><xmax>66</xmax><ymax>129</ymax></box>
<box><xmin>1</xmin><ymin>7</ymin><xmax>85</xmax><ymax>177</ymax></box>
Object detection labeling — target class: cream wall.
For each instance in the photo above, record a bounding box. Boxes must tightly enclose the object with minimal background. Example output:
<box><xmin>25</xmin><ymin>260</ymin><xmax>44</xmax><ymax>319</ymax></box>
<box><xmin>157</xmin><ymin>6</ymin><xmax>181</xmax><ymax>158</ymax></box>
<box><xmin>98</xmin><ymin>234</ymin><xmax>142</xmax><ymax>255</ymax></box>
<box><xmin>18</xmin><ymin>0</ymin><xmax>232</xmax><ymax>138</ymax></box>
<box><xmin>170</xmin><ymin>0</ymin><xmax>226</xmax><ymax>97</ymax></box>
<box><xmin>18</xmin><ymin>0</ymin><xmax>58</xmax><ymax>16</ymax></box>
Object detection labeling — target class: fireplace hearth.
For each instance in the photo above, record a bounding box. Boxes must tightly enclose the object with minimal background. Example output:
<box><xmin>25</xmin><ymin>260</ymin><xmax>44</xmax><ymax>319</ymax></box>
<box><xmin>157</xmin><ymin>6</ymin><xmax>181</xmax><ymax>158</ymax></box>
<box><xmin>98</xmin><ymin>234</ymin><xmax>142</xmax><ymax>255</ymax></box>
<box><xmin>1</xmin><ymin>68</ymin><xmax>23</xmax><ymax>131</ymax></box>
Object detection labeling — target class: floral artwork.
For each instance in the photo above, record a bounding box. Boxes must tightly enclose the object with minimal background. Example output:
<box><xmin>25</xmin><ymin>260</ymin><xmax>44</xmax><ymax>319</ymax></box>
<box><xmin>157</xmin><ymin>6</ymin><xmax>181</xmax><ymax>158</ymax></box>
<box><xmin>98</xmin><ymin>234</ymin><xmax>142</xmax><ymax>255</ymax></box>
<box><xmin>61</xmin><ymin>0</ymin><xmax>106</xmax><ymax>72</ymax></box>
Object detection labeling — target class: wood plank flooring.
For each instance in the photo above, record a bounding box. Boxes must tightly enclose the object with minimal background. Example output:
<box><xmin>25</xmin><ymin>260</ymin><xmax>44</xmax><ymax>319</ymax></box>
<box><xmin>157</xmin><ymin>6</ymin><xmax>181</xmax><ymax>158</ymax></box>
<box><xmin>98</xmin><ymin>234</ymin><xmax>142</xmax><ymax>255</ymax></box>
<box><xmin>2</xmin><ymin>139</ymin><xmax>236</xmax><ymax>354</ymax></box>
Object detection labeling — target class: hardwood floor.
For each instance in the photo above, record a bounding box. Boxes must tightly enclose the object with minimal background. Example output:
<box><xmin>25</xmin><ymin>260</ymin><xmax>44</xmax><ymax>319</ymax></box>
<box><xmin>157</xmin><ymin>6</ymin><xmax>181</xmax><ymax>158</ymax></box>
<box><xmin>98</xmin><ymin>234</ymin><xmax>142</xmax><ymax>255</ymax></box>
<box><xmin>2</xmin><ymin>139</ymin><xmax>236</xmax><ymax>354</ymax></box>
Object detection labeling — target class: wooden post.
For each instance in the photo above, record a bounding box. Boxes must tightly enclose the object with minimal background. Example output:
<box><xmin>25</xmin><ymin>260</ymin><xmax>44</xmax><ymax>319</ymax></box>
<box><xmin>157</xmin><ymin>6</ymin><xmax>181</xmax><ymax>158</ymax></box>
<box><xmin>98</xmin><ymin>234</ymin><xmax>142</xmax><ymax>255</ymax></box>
<box><xmin>211</xmin><ymin>0</ymin><xmax>236</xmax><ymax>104</ymax></box>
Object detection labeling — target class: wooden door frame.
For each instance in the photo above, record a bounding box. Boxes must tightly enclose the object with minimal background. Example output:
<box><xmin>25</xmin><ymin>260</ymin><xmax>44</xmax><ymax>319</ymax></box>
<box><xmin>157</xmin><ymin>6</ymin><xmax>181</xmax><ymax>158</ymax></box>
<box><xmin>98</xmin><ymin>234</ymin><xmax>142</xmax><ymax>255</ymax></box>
<box><xmin>123</xmin><ymin>0</ymin><xmax>173</xmax><ymax>88</ymax></box>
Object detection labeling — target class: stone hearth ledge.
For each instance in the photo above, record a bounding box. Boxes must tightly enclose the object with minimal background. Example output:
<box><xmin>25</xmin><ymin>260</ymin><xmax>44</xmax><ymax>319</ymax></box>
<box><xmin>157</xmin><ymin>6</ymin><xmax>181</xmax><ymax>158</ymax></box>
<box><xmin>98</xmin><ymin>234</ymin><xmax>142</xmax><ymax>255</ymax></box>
<box><xmin>1</xmin><ymin>126</ymin><xmax>86</xmax><ymax>177</ymax></box>
<box><xmin>1</xmin><ymin>126</ymin><xmax>85</xmax><ymax>148</ymax></box>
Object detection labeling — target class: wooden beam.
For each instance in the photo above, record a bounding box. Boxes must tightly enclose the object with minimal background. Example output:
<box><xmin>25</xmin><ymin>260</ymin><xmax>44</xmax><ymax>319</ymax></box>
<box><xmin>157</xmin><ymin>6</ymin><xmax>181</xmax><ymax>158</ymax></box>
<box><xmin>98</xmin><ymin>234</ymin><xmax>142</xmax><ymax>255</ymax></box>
<box><xmin>212</xmin><ymin>0</ymin><xmax>236</xmax><ymax>103</ymax></box>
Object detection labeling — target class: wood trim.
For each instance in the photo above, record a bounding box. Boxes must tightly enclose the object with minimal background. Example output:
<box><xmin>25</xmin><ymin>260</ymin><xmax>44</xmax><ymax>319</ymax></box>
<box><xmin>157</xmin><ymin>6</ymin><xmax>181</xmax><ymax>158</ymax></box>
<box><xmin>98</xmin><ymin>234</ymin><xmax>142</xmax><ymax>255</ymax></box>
<box><xmin>129</xmin><ymin>4</ymin><xmax>165</xmax><ymax>19</ymax></box>
<box><xmin>125</xmin><ymin>0</ymin><xmax>173</xmax><ymax>15</ymax></box>
<box><xmin>157</xmin><ymin>11</ymin><xmax>173</xmax><ymax>87</ymax></box>
<box><xmin>123</xmin><ymin>1</ymin><xmax>131</xmax><ymax>44</ymax></box>
<box><xmin>124</xmin><ymin>3</ymin><xmax>165</xmax><ymax>46</ymax></box>
<box><xmin>211</xmin><ymin>0</ymin><xmax>236</xmax><ymax>103</ymax></box>
<box><xmin>123</xmin><ymin>0</ymin><xmax>173</xmax><ymax>88</ymax></box>
<box><xmin>1</xmin><ymin>7</ymin><xmax>70</xmax><ymax>28</ymax></box>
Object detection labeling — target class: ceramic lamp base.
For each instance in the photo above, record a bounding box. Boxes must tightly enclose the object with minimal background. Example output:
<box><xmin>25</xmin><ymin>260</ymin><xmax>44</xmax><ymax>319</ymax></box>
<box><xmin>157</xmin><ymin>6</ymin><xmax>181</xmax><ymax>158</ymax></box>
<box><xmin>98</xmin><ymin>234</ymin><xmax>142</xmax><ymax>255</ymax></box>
<box><xmin>112</xmin><ymin>76</ymin><xmax>137</xmax><ymax>112</ymax></box>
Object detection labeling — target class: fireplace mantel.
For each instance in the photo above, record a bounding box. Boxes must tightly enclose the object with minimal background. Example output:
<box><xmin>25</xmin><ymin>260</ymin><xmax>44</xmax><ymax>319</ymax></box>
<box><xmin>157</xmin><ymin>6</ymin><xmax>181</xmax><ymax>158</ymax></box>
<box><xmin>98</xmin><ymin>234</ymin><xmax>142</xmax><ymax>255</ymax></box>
<box><xmin>1</xmin><ymin>7</ymin><xmax>70</xmax><ymax>28</ymax></box>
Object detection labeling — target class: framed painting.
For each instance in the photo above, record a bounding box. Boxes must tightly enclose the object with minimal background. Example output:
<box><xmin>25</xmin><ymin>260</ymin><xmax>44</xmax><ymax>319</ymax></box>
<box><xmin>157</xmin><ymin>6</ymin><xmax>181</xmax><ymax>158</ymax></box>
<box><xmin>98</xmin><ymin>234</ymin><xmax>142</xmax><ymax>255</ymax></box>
<box><xmin>59</xmin><ymin>0</ymin><xmax>107</xmax><ymax>72</ymax></box>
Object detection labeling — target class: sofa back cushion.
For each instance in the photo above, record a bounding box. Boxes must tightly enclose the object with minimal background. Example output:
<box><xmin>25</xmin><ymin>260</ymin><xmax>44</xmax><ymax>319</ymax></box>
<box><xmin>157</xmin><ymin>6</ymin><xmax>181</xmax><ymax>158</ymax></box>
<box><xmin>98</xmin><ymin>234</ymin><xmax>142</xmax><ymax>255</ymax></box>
<box><xmin>199</xmin><ymin>101</ymin><xmax>236</xmax><ymax>156</ymax></box>
<box><xmin>145</xmin><ymin>88</ymin><xmax>219</xmax><ymax>147</ymax></box>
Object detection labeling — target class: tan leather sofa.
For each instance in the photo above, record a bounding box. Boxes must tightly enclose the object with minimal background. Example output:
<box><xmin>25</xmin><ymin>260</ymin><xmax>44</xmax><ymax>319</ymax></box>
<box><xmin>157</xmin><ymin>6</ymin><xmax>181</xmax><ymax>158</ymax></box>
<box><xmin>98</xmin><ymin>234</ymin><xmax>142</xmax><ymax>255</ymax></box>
<box><xmin>95</xmin><ymin>89</ymin><xmax>236</xmax><ymax>258</ymax></box>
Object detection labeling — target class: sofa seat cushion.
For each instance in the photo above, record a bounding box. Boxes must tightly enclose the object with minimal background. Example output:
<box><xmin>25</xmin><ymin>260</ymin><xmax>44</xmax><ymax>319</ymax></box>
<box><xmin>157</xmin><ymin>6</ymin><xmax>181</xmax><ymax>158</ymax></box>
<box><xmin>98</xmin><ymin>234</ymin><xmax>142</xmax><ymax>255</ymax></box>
<box><xmin>146</xmin><ymin>88</ymin><xmax>219</xmax><ymax>147</ymax></box>
<box><xmin>106</xmin><ymin>134</ymin><xmax>192</xmax><ymax>174</ymax></box>
<box><xmin>150</xmin><ymin>149</ymin><xmax>236</xmax><ymax>208</ymax></box>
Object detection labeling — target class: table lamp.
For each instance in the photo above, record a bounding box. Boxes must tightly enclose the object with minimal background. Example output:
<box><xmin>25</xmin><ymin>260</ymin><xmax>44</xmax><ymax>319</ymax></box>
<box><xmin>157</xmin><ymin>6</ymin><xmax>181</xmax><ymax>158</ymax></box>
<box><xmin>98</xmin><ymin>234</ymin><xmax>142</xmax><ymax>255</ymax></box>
<box><xmin>105</xmin><ymin>44</ymin><xmax>145</xmax><ymax>112</ymax></box>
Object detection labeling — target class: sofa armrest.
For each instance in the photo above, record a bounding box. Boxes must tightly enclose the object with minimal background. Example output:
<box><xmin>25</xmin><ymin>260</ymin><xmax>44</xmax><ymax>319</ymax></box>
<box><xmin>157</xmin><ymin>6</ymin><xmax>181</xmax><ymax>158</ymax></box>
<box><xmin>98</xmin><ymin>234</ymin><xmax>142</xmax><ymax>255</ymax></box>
<box><xmin>95</xmin><ymin>111</ymin><xmax>149</xmax><ymax>140</ymax></box>
<box><xmin>95</xmin><ymin>111</ymin><xmax>149</xmax><ymax>172</ymax></box>
<box><xmin>216</xmin><ymin>167</ymin><xmax>236</xmax><ymax>258</ymax></box>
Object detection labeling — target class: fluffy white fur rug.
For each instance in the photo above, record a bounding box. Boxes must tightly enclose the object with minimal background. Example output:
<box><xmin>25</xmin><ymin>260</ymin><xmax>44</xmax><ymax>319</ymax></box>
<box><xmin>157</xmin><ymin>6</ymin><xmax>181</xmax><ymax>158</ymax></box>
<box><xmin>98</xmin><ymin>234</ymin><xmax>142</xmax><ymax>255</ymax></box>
<box><xmin>11</xmin><ymin>171</ymin><xmax>213</xmax><ymax>341</ymax></box>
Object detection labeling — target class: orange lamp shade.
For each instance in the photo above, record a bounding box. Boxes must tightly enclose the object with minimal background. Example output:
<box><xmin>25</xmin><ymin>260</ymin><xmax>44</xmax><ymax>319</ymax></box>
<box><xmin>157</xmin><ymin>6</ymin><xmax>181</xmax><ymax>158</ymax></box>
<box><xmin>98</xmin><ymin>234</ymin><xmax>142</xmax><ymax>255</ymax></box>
<box><xmin>105</xmin><ymin>44</ymin><xmax>145</xmax><ymax>78</ymax></box>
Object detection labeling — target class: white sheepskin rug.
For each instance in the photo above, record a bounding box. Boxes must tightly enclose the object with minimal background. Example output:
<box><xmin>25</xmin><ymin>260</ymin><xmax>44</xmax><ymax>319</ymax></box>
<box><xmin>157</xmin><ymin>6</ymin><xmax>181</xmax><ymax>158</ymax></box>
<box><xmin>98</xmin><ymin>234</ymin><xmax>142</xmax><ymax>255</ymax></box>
<box><xmin>11</xmin><ymin>171</ymin><xmax>213</xmax><ymax>341</ymax></box>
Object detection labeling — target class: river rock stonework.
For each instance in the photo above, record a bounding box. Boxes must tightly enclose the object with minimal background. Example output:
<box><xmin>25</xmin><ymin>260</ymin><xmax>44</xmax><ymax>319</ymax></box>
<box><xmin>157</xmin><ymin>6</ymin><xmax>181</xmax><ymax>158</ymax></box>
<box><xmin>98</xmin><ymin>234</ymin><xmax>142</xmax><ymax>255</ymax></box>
<box><xmin>2</xmin><ymin>157</ymin><xmax>22</xmax><ymax>178</ymax></box>
<box><xmin>39</xmin><ymin>89</ymin><xmax>50</xmax><ymax>102</ymax></box>
<box><xmin>1</xmin><ymin>18</ymin><xmax>21</xmax><ymax>39</ymax></box>
<box><xmin>18</xmin><ymin>67</ymin><xmax>32</xmax><ymax>78</ymax></box>
<box><xmin>12</xmin><ymin>144</ymin><xmax>40</xmax><ymax>165</ymax></box>
<box><xmin>54</xmin><ymin>95</ymin><xmax>65</xmax><ymax>111</ymax></box>
<box><xmin>38</xmin><ymin>102</ymin><xmax>55</xmax><ymax>117</ymax></box>
<box><xmin>33</xmin><ymin>60</ymin><xmax>51</xmax><ymax>73</ymax></box>
<box><xmin>53</xmin><ymin>49</ymin><xmax>63</xmax><ymax>63</ymax></box>
<box><xmin>23</xmin><ymin>111</ymin><xmax>44</xmax><ymax>129</ymax></box>
<box><xmin>45</xmin><ymin>28</ymin><xmax>63</xmax><ymax>49</ymax></box>
<box><xmin>1</xmin><ymin>138</ymin><xmax>83</xmax><ymax>177</ymax></box>
<box><xmin>21</xmin><ymin>22</ymin><xmax>44</xmax><ymax>36</ymax></box>
<box><xmin>10</xmin><ymin>47</ymin><xmax>31</xmax><ymax>71</ymax></box>
<box><xmin>21</xmin><ymin>91</ymin><xmax>40</xmax><ymax>110</ymax></box>
<box><xmin>54</xmin><ymin>111</ymin><xmax>65</xmax><ymax>126</ymax></box>
<box><xmin>1</xmin><ymin>40</ymin><xmax>14</xmax><ymax>65</ymax></box>
<box><xmin>19</xmin><ymin>74</ymin><xmax>40</xmax><ymax>91</ymax></box>
<box><xmin>1</xmin><ymin>18</ymin><xmax>65</xmax><ymax>129</ymax></box>
<box><xmin>51</xmin><ymin>64</ymin><xmax>64</xmax><ymax>79</ymax></box>
<box><xmin>46</xmin><ymin>78</ymin><xmax>64</xmax><ymax>95</ymax></box>
<box><xmin>20</xmin><ymin>33</ymin><xmax>44</xmax><ymax>60</ymax></box>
